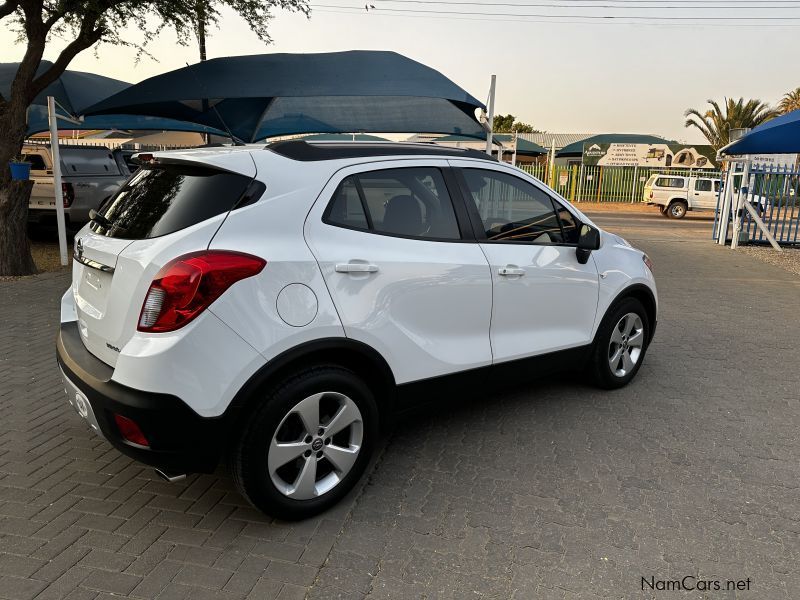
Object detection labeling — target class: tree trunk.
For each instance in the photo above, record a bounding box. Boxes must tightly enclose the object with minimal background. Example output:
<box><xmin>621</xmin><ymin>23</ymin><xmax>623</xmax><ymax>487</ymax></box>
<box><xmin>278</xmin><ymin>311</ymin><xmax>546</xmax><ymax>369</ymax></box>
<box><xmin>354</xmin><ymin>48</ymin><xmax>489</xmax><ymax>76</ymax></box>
<box><xmin>0</xmin><ymin>95</ymin><xmax>37</xmax><ymax>276</ymax></box>
<box><xmin>0</xmin><ymin>180</ymin><xmax>36</xmax><ymax>275</ymax></box>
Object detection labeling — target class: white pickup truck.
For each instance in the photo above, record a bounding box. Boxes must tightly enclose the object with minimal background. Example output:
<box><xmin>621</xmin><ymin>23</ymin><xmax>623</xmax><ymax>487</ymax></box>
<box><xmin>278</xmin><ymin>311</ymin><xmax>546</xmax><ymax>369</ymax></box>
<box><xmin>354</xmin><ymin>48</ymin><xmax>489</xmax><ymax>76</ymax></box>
<box><xmin>642</xmin><ymin>175</ymin><xmax>720</xmax><ymax>219</ymax></box>
<box><xmin>22</xmin><ymin>144</ymin><xmax>130</xmax><ymax>228</ymax></box>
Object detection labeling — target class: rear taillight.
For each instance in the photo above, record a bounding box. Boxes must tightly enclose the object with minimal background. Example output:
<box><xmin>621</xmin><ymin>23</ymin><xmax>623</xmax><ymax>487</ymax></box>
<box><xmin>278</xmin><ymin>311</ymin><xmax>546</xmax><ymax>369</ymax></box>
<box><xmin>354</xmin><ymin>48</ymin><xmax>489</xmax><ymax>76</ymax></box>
<box><xmin>62</xmin><ymin>183</ymin><xmax>75</xmax><ymax>207</ymax></box>
<box><xmin>648</xmin><ymin>191</ymin><xmax>653</xmax><ymax>199</ymax></box>
<box><xmin>137</xmin><ymin>251</ymin><xmax>266</xmax><ymax>333</ymax></box>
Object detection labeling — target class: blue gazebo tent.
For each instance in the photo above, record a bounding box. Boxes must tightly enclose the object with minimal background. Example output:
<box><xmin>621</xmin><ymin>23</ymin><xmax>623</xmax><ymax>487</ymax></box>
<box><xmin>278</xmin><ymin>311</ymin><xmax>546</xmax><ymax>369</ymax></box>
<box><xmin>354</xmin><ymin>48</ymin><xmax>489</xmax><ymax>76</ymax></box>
<box><xmin>719</xmin><ymin>110</ymin><xmax>800</xmax><ymax>156</ymax></box>
<box><xmin>715</xmin><ymin>111</ymin><xmax>800</xmax><ymax>250</ymax></box>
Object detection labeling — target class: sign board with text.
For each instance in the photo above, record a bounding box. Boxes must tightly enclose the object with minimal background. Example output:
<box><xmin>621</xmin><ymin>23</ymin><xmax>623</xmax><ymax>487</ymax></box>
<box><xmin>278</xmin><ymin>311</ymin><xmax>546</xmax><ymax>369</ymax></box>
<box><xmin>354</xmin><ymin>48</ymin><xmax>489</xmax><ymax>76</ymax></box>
<box><xmin>582</xmin><ymin>143</ymin><xmax>717</xmax><ymax>168</ymax></box>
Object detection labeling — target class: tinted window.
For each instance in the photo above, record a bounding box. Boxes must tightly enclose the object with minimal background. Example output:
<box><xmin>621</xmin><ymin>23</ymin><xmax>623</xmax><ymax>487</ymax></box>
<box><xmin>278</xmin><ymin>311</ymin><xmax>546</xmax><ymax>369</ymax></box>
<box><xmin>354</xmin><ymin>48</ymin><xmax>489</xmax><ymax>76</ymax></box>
<box><xmin>694</xmin><ymin>179</ymin><xmax>713</xmax><ymax>192</ymax></box>
<box><xmin>90</xmin><ymin>165</ymin><xmax>251</xmax><ymax>239</ymax></box>
<box><xmin>326</xmin><ymin>168</ymin><xmax>460</xmax><ymax>240</ymax></box>
<box><xmin>22</xmin><ymin>154</ymin><xmax>47</xmax><ymax>171</ymax></box>
<box><xmin>327</xmin><ymin>178</ymin><xmax>368</xmax><ymax>229</ymax></box>
<box><xmin>655</xmin><ymin>177</ymin><xmax>686</xmax><ymax>189</ymax></box>
<box><xmin>462</xmin><ymin>169</ymin><xmax>567</xmax><ymax>244</ymax></box>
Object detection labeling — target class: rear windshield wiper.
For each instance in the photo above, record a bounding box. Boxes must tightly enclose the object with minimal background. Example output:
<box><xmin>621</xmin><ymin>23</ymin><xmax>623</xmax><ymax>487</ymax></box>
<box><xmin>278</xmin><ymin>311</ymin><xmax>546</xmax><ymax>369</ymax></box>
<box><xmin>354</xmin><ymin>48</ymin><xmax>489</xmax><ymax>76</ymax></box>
<box><xmin>89</xmin><ymin>209</ymin><xmax>112</xmax><ymax>228</ymax></box>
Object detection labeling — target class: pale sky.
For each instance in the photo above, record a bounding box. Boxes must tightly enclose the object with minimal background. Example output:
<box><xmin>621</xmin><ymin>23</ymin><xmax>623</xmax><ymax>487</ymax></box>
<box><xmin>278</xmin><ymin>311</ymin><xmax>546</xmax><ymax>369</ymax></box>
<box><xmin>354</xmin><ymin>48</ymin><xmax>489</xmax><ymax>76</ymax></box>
<box><xmin>2</xmin><ymin>3</ymin><xmax>798</xmax><ymax>144</ymax></box>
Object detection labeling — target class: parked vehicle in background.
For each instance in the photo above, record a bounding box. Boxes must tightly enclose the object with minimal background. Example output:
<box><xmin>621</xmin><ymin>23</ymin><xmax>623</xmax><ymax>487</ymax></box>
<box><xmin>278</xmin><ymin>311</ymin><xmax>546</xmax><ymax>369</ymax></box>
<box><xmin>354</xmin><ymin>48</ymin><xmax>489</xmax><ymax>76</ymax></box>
<box><xmin>23</xmin><ymin>144</ymin><xmax>130</xmax><ymax>228</ymax></box>
<box><xmin>643</xmin><ymin>175</ymin><xmax>720</xmax><ymax>219</ymax></box>
<box><xmin>57</xmin><ymin>141</ymin><xmax>658</xmax><ymax>519</ymax></box>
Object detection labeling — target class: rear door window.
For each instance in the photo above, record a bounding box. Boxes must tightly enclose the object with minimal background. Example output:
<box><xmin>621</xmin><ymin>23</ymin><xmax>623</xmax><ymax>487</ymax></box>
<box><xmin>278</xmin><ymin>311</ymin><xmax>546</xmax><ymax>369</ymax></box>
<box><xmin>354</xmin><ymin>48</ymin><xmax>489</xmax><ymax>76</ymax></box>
<box><xmin>325</xmin><ymin>167</ymin><xmax>461</xmax><ymax>240</ymax></box>
<box><xmin>694</xmin><ymin>179</ymin><xmax>713</xmax><ymax>192</ymax></box>
<box><xmin>90</xmin><ymin>165</ymin><xmax>252</xmax><ymax>239</ymax></box>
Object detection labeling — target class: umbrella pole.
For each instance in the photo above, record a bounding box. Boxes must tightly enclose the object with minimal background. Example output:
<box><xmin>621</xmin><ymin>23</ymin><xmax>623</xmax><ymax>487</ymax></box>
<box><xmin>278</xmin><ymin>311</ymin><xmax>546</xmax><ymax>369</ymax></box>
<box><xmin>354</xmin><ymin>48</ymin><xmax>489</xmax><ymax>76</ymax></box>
<box><xmin>47</xmin><ymin>96</ymin><xmax>68</xmax><ymax>267</ymax></box>
<box><xmin>485</xmin><ymin>75</ymin><xmax>496</xmax><ymax>156</ymax></box>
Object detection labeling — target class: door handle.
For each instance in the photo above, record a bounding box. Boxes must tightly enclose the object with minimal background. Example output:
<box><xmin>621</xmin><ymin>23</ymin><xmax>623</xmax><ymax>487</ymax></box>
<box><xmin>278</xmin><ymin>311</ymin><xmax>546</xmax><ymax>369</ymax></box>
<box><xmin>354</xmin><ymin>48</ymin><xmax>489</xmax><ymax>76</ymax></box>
<box><xmin>335</xmin><ymin>262</ymin><xmax>379</xmax><ymax>273</ymax></box>
<box><xmin>498</xmin><ymin>266</ymin><xmax>525</xmax><ymax>276</ymax></box>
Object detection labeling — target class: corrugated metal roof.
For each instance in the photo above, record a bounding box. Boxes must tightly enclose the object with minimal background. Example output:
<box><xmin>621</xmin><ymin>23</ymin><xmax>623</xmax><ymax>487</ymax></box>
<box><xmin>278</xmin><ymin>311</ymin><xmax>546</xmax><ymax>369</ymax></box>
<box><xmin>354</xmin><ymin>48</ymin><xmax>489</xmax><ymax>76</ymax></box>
<box><xmin>519</xmin><ymin>133</ymin><xmax>596</xmax><ymax>151</ymax></box>
<box><xmin>434</xmin><ymin>134</ymin><xmax>547</xmax><ymax>155</ymax></box>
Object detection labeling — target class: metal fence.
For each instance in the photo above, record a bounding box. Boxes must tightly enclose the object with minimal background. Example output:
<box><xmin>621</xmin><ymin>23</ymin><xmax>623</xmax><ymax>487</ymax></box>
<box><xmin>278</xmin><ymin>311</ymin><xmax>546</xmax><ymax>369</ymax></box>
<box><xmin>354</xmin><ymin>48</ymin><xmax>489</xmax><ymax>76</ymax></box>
<box><xmin>713</xmin><ymin>163</ymin><xmax>800</xmax><ymax>246</ymax></box>
<box><xmin>520</xmin><ymin>164</ymin><xmax>722</xmax><ymax>203</ymax></box>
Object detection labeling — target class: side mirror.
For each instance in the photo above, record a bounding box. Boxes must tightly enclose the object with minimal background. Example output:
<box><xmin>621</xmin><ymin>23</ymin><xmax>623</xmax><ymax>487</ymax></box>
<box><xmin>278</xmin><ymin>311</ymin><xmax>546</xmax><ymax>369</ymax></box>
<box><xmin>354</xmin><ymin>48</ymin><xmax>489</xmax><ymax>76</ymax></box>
<box><xmin>576</xmin><ymin>224</ymin><xmax>600</xmax><ymax>265</ymax></box>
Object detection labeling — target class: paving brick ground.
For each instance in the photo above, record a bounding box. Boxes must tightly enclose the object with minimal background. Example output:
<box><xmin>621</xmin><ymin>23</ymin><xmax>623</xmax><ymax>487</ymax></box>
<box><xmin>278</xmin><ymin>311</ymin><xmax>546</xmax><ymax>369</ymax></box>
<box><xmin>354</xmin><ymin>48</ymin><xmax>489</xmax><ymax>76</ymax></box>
<box><xmin>2</xmin><ymin>213</ymin><xmax>799</xmax><ymax>599</ymax></box>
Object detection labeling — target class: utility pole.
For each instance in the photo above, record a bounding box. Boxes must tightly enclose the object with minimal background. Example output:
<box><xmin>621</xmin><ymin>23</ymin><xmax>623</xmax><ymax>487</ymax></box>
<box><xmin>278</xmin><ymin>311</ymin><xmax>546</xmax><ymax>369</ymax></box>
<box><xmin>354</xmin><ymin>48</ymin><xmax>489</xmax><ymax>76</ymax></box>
<box><xmin>196</xmin><ymin>0</ymin><xmax>207</xmax><ymax>62</ymax></box>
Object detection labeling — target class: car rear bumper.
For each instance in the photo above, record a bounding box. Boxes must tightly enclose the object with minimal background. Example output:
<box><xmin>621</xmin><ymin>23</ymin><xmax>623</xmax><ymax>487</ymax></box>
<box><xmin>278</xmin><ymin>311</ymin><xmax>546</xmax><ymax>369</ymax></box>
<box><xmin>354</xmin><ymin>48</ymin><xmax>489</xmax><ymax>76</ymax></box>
<box><xmin>28</xmin><ymin>209</ymin><xmax>72</xmax><ymax>226</ymax></box>
<box><xmin>56</xmin><ymin>321</ymin><xmax>228</xmax><ymax>474</ymax></box>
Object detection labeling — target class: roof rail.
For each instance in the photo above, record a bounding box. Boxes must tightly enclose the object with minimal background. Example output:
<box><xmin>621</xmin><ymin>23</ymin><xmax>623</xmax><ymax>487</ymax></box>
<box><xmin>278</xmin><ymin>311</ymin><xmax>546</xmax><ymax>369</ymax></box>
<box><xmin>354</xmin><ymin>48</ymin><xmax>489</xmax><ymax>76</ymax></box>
<box><xmin>265</xmin><ymin>139</ymin><xmax>497</xmax><ymax>162</ymax></box>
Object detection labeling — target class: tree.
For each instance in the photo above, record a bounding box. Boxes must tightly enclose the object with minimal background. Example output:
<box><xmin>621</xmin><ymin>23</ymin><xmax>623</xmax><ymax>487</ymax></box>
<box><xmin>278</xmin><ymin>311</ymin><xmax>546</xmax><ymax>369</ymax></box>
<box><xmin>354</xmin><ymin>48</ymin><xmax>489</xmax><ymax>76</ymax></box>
<box><xmin>778</xmin><ymin>87</ymin><xmax>800</xmax><ymax>114</ymax></box>
<box><xmin>684</xmin><ymin>98</ymin><xmax>779</xmax><ymax>150</ymax></box>
<box><xmin>0</xmin><ymin>0</ymin><xmax>308</xmax><ymax>275</ymax></box>
<box><xmin>492</xmin><ymin>114</ymin><xmax>539</xmax><ymax>134</ymax></box>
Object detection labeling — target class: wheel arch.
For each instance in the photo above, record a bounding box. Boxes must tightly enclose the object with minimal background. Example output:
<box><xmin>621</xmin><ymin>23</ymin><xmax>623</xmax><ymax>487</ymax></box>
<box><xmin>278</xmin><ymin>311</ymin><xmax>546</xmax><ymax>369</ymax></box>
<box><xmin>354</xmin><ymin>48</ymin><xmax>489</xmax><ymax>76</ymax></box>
<box><xmin>224</xmin><ymin>338</ymin><xmax>398</xmax><ymax>435</ymax></box>
<box><xmin>608</xmin><ymin>283</ymin><xmax>657</xmax><ymax>343</ymax></box>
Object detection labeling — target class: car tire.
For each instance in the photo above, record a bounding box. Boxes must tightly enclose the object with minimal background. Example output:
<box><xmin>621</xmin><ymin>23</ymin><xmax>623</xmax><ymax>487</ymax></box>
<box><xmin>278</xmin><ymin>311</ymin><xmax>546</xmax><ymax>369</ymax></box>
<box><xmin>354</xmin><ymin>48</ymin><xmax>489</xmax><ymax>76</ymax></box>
<box><xmin>230</xmin><ymin>365</ymin><xmax>379</xmax><ymax>520</ymax></box>
<box><xmin>666</xmin><ymin>201</ymin><xmax>687</xmax><ymax>219</ymax></box>
<box><xmin>588</xmin><ymin>297</ymin><xmax>650</xmax><ymax>389</ymax></box>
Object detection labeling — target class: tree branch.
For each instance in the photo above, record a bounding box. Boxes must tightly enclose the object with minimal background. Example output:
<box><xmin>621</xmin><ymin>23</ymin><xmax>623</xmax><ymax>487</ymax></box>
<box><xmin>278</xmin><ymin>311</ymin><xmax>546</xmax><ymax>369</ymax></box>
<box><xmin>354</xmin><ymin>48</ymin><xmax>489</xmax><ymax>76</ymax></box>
<box><xmin>0</xmin><ymin>0</ymin><xmax>19</xmax><ymax>19</ymax></box>
<box><xmin>29</xmin><ymin>20</ymin><xmax>104</xmax><ymax>101</ymax></box>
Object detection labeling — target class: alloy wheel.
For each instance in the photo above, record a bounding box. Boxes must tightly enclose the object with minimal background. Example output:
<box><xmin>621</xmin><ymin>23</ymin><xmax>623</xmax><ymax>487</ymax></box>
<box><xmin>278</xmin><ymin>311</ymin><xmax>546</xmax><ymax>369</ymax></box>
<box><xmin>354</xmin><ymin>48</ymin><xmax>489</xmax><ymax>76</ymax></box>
<box><xmin>268</xmin><ymin>391</ymin><xmax>363</xmax><ymax>500</ymax></box>
<box><xmin>608</xmin><ymin>312</ymin><xmax>644</xmax><ymax>377</ymax></box>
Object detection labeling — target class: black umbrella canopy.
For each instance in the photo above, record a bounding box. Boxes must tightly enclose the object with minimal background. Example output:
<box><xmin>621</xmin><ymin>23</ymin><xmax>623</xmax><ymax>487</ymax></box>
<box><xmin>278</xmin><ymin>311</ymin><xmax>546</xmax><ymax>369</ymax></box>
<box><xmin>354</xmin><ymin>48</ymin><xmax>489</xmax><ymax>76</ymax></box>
<box><xmin>0</xmin><ymin>60</ymin><xmax>129</xmax><ymax>115</ymax></box>
<box><xmin>0</xmin><ymin>62</ymin><xmax>228</xmax><ymax>136</ymax></box>
<box><xmin>83</xmin><ymin>51</ymin><xmax>487</xmax><ymax>142</ymax></box>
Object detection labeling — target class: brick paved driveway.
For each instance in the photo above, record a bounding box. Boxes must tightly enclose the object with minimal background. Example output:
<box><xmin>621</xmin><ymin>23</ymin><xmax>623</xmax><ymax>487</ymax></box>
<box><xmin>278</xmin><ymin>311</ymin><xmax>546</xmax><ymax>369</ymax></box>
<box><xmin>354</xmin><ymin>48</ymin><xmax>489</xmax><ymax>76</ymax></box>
<box><xmin>2</xmin><ymin>212</ymin><xmax>799</xmax><ymax>599</ymax></box>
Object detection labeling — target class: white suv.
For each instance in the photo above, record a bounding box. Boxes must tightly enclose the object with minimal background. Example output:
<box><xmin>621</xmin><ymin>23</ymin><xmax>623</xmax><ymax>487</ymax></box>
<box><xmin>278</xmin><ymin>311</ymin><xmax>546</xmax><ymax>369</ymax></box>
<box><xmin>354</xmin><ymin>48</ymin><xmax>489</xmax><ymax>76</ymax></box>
<box><xmin>57</xmin><ymin>141</ymin><xmax>658</xmax><ymax>519</ymax></box>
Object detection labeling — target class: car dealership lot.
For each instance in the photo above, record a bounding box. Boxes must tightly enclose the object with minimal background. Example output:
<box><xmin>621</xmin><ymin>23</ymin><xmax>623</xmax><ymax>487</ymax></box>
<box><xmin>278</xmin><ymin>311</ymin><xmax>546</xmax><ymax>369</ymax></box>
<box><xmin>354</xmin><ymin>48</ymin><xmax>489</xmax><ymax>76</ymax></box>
<box><xmin>1</xmin><ymin>212</ymin><xmax>799</xmax><ymax>599</ymax></box>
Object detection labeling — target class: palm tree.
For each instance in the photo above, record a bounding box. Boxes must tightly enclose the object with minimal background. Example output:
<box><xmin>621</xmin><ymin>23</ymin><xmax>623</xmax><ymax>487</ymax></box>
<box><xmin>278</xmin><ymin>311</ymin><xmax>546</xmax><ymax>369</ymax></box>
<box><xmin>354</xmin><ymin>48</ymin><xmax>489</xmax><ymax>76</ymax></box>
<box><xmin>684</xmin><ymin>98</ymin><xmax>779</xmax><ymax>149</ymax></box>
<box><xmin>778</xmin><ymin>87</ymin><xmax>800</xmax><ymax>114</ymax></box>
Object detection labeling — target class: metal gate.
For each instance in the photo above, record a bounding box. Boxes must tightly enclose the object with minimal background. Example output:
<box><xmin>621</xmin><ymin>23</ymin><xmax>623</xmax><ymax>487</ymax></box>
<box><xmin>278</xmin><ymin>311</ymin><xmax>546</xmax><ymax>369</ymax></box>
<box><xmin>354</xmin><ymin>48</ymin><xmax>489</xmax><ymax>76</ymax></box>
<box><xmin>713</xmin><ymin>163</ymin><xmax>800</xmax><ymax>246</ymax></box>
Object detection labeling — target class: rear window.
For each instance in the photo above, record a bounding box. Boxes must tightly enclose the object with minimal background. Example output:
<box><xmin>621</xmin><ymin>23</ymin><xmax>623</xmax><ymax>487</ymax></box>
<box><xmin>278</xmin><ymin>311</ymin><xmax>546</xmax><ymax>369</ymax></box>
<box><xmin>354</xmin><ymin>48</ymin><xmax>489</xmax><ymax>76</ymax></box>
<box><xmin>90</xmin><ymin>165</ymin><xmax>252</xmax><ymax>239</ymax></box>
<box><xmin>655</xmin><ymin>177</ymin><xmax>686</xmax><ymax>189</ymax></box>
<box><xmin>22</xmin><ymin>153</ymin><xmax>47</xmax><ymax>171</ymax></box>
<box><xmin>60</xmin><ymin>148</ymin><xmax>122</xmax><ymax>176</ymax></box>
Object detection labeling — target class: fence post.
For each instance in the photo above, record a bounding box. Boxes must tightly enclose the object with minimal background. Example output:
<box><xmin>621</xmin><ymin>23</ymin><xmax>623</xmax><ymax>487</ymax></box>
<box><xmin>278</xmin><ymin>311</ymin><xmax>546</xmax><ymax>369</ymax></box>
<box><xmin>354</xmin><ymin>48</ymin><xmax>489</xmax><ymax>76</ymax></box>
<box><xmin>577</xmin><ymin>164</ymin><xmax>584</xmax><ymax>202</ymax></box>
<box><xmin>569</xmin><ymin>165</ymin><xmax>577</xmax><ymax>201</ymax></box>
<box><xmin>596</xmin><ymin>167</ymin><xmax>603</xmax><ymax>203</ymax></box>
<box><xmin>630</xmin><ymin>165</ymin><xmax>638</xmax><ymax>203</ymax></box>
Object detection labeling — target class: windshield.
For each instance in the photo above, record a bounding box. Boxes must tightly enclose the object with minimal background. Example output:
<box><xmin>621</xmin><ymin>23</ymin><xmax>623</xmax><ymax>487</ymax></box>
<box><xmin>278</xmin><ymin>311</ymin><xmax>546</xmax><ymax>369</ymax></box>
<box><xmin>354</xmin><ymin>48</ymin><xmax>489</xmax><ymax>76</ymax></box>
<box><xmin>90</xmin><ymin>164</ymin><xmax>252</xmax><ymax>240</ymax></box>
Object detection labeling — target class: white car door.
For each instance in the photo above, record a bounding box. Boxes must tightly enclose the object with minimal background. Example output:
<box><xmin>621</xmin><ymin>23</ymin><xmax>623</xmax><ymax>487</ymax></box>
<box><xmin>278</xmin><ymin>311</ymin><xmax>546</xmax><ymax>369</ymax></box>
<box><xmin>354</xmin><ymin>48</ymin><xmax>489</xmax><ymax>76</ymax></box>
<box><xmin>691</xmin><ymin>178</ymin><xmax>718</xmax><ymax>210</ymax></box>
<box><xmin>304</xmin><ymin>160</ymin><xmax>493</xmax><ymax>385</ymax></box>
<box><xmin>452</xmin><ymin>163</ymin><xmax>600</xmax><ymax>364</ymax></box>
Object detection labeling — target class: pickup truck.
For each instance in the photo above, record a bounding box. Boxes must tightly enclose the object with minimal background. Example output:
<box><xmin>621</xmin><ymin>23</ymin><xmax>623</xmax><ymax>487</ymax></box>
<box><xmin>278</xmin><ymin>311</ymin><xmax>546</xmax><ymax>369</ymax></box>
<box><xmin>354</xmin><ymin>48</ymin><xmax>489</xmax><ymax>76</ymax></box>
<box><xmin>22</xmin><ymin>144</ymin><xmax>130</xmax><ymax>228</ymax></box>
<box><xmin>642</xmin><ymin>174</ymin><xmax>720</xmax><ymax>219</ymax></box>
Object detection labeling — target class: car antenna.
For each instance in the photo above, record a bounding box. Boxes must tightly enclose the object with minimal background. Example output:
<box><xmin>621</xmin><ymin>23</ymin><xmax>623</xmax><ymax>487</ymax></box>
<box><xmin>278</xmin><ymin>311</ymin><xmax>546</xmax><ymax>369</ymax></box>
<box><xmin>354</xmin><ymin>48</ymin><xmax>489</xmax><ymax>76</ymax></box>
<box><xmin>185</xmin><ymin>62</ymin><xmax>244</xmax><ymax>146</ymax></box>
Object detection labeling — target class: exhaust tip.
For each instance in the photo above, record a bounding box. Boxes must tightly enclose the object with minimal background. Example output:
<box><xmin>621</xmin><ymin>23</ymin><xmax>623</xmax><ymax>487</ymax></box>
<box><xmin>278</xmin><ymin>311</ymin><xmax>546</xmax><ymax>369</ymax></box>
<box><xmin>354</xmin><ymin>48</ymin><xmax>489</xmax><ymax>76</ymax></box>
<box><xmin>155</xmin><ymin>468</ymin><xmax>187</xmax><ymax>483</ymax></box>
